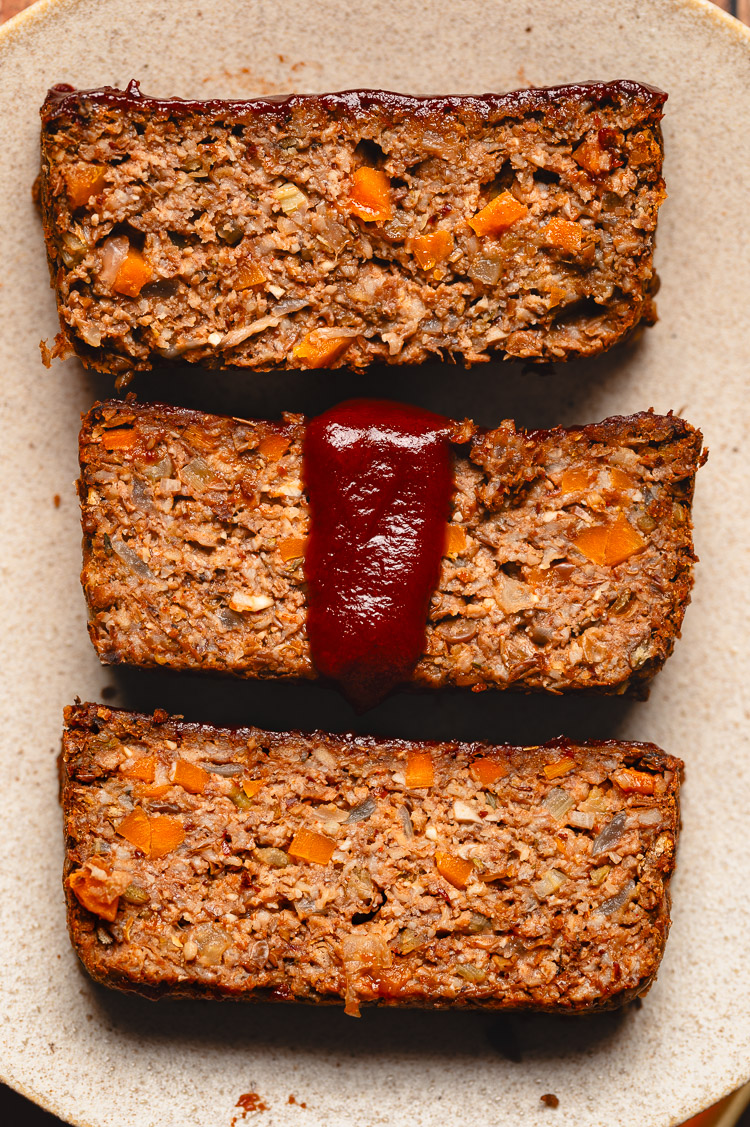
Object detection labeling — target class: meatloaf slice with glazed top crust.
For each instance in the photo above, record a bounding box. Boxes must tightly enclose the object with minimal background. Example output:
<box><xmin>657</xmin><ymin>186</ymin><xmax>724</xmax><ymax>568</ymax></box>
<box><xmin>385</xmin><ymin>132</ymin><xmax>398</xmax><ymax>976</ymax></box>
<box><xmin>40</xmin><ymin>80</ymin><xmax>665</xmax><ymax>375</ymax></box>
<box><xmin>79</xmin><ymin>401</ymin><xmax>704</xmax><ymax>696</ymax></box>
<box><xmin>62</xmin><ymin>704</ymin><xmax>681</xmax><ymax>1015</ymax></box>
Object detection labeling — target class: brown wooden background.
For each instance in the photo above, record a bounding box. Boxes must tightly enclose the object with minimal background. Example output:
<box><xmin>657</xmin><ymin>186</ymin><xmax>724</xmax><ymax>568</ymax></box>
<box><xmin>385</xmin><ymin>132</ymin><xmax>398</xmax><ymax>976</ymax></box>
<box><xmin>0</xmin><ymin>0</ymin><xmax>747</xmax><ymax>1124</ymax></box>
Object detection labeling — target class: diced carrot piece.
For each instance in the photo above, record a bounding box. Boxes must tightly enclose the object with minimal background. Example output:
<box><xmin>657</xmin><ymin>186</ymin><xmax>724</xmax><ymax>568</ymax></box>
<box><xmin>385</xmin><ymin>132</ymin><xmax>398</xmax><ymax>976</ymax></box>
<box><xmin>405</xmin><ymin>750</ymin><xmax>435</xmax><ymax>788</ymax></box>
<box><xmin>140</xmin><ymin>784</ymin><xmax>170</xmax><ymax>798</ymax></box>
<box><xmin>574</xmin><ymin>138</ymin><xmax>612</xmax><ymax>175</ymax></box>
<box><xmin>471</xmin><ymin>757</ymin><xmax>508</xmax><ymax>786</ymax></box>
<box><xmin>68</xmin><ymin>868</ymin><xmax>120</xmax><ymax>922</ymax></box>
<box><xmin>288</xmin><ymin>829</ymin><xmax>336</xmax><ymax>865</ymax></box>
<box><xmin>170</xmin><ymin>759</ymin><xmax>209</xmax><ymax>795</ymax></box>
<box><xmin>242</xmin><ymin>779</ymin><xmax>265</xmax><ymax>798</ymax></box>
<box><xmin>278</xmin><ymin>536</ymin><xmax>308</xmax><ymax>563</ymax></box>
<box><xmin>574</xmin><ymin>515</ymin><xmax>646</xmax><ymax>567</ymax></box>
<box><xmin>112</xmin><ymin>247</ymin><xmax>153</xmax><ymax>297</ymax></box>
<box><xmin>444</xmin><ymin>524</ymin><xmax>467</xmax><ymax>558</ymax></box>
<box><xmin>544</xmin><ymin>756</ymin><xmax>576</xmax><ymax>780</ymax></box>
<box><xmin>435</xmin><ymin>851</ymin><xmax>474</xmax><ymax>890</ymax></box>
<box><xmin>148</xmin><ymin>816</ymin><xmax>185</xmax><ymax>859</ymax></box>
<box><xmin>101</xmin><ymin>427</ymin><xmax>137</xmax><ymax>451</ymax></box>
<box><xmin>117</xmin><ymin>807</ymin><xmax>184</xmax><ymax>858</ymax></box>
<box><xmin>120</xmin><ymin>755</ymin><xmax>156</xmax><ymax>783</ymax></box>
<box><xmin>613</xmin><ymin>769</ymin><xmax>657</xmax><ymax>796</ymax></box>
<box><xmin>292</xmin><ymin>330</ymin><xmax>352</xmax><ymax>369</ymax></box>
<box><xmin>525</xmin><ymin>566</ymin><xmax>548</xmax><ymax>587</ymax></box>
<box><xmin>258</xmin><ymin>433</ymin><xmax>290</xmax><ymax>461</ymax></box>
<box><xmin>66</xmin><ymin>164</ymin><xmax>106</xmax><ymax>209</ymax></box>
<box><xmin>235</xmin><ymin>260</ymin><xmax>265</xmax><ymax>289</ymax></box>
<box><xmin>117</xmin><ymin>807</ymin><xmax>152</xmax><ymax>854</ymax></box>
<box><xmin>349</xmin><ymin>166</ymin><xmax>393</xmax><ymax>222</ymax></box>
<box><xmin>607</xmin><ymin>467</ymin><xmax>633</xmax><ymax>494</ymax></box>
<box><xmin>560</xmin><ymin>466</ymin><xmax>592</xmax><ymax>494</ymax></box>
<box><xmin>545</xmin><ymin>217</ymin><xmax>584</xmax><ymax>255</ymax></box>
<box><xmin>468</xmin><ymin>191</ymin><xmax>527</xmax><ymax>237</ymax></box>
<box><xmin>411</xmin><ymin>229</ymin><xmax>453</xmax><ymax>270</ymax></box>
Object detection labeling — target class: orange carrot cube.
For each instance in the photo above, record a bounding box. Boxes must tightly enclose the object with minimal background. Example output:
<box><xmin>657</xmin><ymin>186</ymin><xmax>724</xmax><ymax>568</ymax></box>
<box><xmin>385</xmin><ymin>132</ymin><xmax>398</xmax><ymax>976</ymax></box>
<box><xmin>112</xmin><ymin>247</ymin><xmax>153</xmax><ymax>297</ymax></box>
<box><xmin>68</xmin><ymin>868</ymin><xmax>121</xmax><ymax>921</ymax></box>
<box><xmin>278</xmin><ymin>536</ymin><xmax>308</xmax><ymax>563</ymax></box>
<box><xmin>607</xmin><ymin>467</ymin><xmax>634</xmax><ymax>494</ymax></box>
<box><xmin>468</xmin><ymin>191</ymin><xmax>527</xmax><ymax>237</ymax></box>
<box><xmin>101</xmin><ymin>428</ymin><xmax>137</xmax><ymax>451</ymax></box>
<box><xmin>242</xmin><ymin>779</ymin><xmax>265</xmax><ymax>798</ymax></box>
<box><xmin>435</xmin><ymin>851</ymin><xmax>474</xmax><ymax>889</ymax></box>
<box><xmin>613</xmin><ymin>769</ymin><xmax>657</xmax><ymax>796</ymax></box>
<box><xmin>117</xmin><ymin>807</ymin><xmax>153</xmax><ymax>854</ymax></box>
<box><xmin>258</xmin><ymin>433</ymin><xmax>290</xmax><ymax>461</ymax></box>
<box><xmin>235</xmin><ymin>260</ymin><xmax>265</xmax><ymax>289</ymax></box>
<box><xmin>560</xmin><ymin>466</ymin><xmax>592</xmax><ymax>494</ymax></box>
<box><xmin>292</xmin><ymin>331</ymin><xmax>352</xmax><ymax>369</ymax></box>
<box><xmin>139</xmin><ymin>784</ymin><xmax>170</xmax><ymax>798</ymax></box>
<box><xmin>120</xmin><ymin>755</ymin><xmax>156</xmax><ymax>783</ymax></box>
<box><xmin>471</xmin><ymin>757</ymin><xmax>508</xmax><ymax>786</ymax></box>
<box><xmin>411</xmin><ymin>229</ymin><xmax>453</xmax><ymax>270</ymax></box>
<box><xmin>148</xmin><ymin>816</ymin><xmax>185</xmax><ymax>859</ymax></box>
<box><xmin>574</xmin><ymin>515</ymin><xmax>646</xmax><ymax>567</ymax></box>
<box><xmin>66</xmin><ymin>164</ymin><xmax>106</xmax><ymax>209</ymax></box>
<box><xmin>117</xmin><ymin>806</ymin><xmax>184</xmax><ymax>858</ymax></box>
<box><xmin>444</xmin><ymin>524</ymin><xmax>467</xmax><ymax>558</ymax></box>
<box><xmin>349</xmin><ymin>166</ymin><xmax>393</xmax><ymax>222</ymax></box>
<box><xmin>405</xmin><ymin>750</ymin><xmax>435</xmax><ymax>788</ymax></box>
<box><xmin>545</xmin><ymin>217</ymin><xmax>584</xmax><ymax>255</ymax></box>
<box><xmin>288</xmin><ymin>829</ymin><xmax>336</xmax><ymax>865</ymax></box>
<box><xmin>170</xmin><ymin>759</ymin><xmax>209</xmax><ymax>795</ymax></box>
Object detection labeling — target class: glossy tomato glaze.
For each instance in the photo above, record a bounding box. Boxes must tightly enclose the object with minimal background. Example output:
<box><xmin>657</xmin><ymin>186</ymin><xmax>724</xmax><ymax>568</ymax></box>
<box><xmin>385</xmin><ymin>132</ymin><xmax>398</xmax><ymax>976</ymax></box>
<box><xmin>304</xmin><ymin>400</ymin><xmax>453</xmax><ymax>708</ymax></box>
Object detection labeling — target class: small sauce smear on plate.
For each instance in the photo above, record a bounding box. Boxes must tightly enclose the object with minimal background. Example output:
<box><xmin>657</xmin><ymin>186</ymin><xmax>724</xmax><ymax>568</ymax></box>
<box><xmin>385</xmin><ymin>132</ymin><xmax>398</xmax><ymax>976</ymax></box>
<box><xmin>304</xmin><ymin>399</ymin><xmax>453</xmax><ymax>708</ymax></box>
<box><xmin>231</xmin><ymin>1091</ymin><xmax>268</xmax><ymax>1124</ymax></box>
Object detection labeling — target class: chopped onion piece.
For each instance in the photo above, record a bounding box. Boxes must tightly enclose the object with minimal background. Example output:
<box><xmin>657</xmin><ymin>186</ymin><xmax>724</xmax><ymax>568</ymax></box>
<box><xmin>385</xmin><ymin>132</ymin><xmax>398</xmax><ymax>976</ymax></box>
<box><xmin>453</xmin><ymin>799</ymin><xmax>483</xmax><ymax>824</ymax></box>
<box><xmin>533</xmin><ymin>868</ymin><xmax>567</xmax><ymax>899</ymax></box>
<box><xmin>228</xmin><ymin>593</ymin><xmax>273</xmax><ymax>613</ymax></box>
<box><xmin>109</xmin><ymin>535</ymin><xmax>153</xmax><ymax>578</ymax></box>
<box><xmin>98</xmin><ymin>235</ymin><xmax>129</xmax><ymax>287</ymax></box>
<box><xmin>633</xmin><ymin>807</ymin><xmax>662</xmax><ymax>827</ymax></box>
<box><xmin>591</xmin><ymin>810</ymin><xmax>627</xmax><ymax>855</ymax></box>
<box><xmin>468</xmin><ymin>253</ymin><xmax>502</xmax><ymax>286</ymax></box>
<box><xmin>543</xmin><ymin>787</ymin><xmax>574</xmax><ymax>822</ymax></box>
<box><xmin>455</xmin><ymin>963</ymin><xmax>486</xmax><ymax>983</ymax></box>
<box><xmin>569</xmin><ymin>809</ymin><xmax>596</xmax><ymax>830</ymax></box>
<box><xmin>272</xmin><ymin>183</ymin><xmax>308</xmax><ymax>213</ymax></box>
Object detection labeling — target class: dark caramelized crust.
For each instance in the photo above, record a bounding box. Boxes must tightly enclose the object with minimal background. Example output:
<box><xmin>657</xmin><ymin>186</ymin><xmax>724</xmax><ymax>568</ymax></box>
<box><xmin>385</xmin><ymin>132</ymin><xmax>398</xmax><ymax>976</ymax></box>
<box><xmin>62</xmin><ymin>703</ymin><xmax>681</xmax><ymax>1014</ymax></box>
<box><xmin>78</xmin><ymin>401</ymin><xmax>705</xmax><ymax>695</ymax></box>
<box><xmin>40</xmin><ymin>80</ymin><xmax>666</xmax><ymax>374</ymax></box>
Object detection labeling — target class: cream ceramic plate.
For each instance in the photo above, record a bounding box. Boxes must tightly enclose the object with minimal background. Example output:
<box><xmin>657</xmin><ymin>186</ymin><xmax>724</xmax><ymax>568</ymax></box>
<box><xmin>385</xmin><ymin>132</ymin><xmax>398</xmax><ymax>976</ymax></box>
<box><xmin>1</xmin><ymin>1</ymin><xmax>749</xmax><ymax>1124</ymax></box>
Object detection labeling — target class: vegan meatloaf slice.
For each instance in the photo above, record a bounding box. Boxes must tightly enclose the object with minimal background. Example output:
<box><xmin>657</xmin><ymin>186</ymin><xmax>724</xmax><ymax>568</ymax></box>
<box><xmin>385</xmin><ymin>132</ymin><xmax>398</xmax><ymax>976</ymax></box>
<box><xmin>79</xmin><ymin>401</ymin><xmax>704</xmax><ymax>695</ymax></box>
<box><xmin>40</xmin><ymin>79</ymin><xmax>666</xmax><ymax>375</ymax></box>
<box><xmin>62</xmin><ymin>703</ymin><xmax>681</xmax><ymax>1015</ymax></box>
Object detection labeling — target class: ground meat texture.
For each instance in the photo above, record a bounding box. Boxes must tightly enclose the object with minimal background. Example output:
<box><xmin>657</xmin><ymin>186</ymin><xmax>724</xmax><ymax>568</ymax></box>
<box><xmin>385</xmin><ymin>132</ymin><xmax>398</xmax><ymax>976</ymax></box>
<box><xmin>62</xmin><ymin>704</ymin><xmax>680</xmax><ymax>1015</ymax></box>
<box><xmin>40</xmin><ymin>80</ymin><xmax>666</xmax><ymax>375</ymax></box>
<box><xmin>79</xmin><ymin>401</ymin><xmax>704</xmax><ymax>695</ymax></box>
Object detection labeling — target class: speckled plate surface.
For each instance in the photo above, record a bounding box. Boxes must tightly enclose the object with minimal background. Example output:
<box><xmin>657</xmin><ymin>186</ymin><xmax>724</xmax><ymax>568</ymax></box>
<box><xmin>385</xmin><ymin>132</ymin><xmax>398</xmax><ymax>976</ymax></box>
<box><xmin>1</xmin><ymin>1</ymin><xmax>749</xmax><ymax>1124</ymax></box>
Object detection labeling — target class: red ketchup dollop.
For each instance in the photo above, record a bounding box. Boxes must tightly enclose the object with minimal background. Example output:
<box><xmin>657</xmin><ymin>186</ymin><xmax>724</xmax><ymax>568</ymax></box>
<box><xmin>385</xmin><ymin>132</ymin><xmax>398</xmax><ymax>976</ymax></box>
<box><xmin>304</xmin><ymin>399</ymin><xmax>454</xmax><ymax>709</ymax></box>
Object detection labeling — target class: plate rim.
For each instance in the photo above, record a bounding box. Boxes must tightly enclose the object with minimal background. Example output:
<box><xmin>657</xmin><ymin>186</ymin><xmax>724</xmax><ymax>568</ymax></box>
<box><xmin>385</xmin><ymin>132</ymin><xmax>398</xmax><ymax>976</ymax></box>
<box><xmin>1</xmin><ymin>1</ymin><xmax>749</xmax><ymax>1125</ymax></box>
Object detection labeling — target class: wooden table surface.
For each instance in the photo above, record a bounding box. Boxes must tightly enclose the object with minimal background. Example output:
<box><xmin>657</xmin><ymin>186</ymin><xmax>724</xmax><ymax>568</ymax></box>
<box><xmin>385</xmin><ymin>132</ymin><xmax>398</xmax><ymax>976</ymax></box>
<box><xmin>0</xmin><ymin>0</ymin><xmax>747</xmax><ymax>1123</ymax></box>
